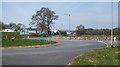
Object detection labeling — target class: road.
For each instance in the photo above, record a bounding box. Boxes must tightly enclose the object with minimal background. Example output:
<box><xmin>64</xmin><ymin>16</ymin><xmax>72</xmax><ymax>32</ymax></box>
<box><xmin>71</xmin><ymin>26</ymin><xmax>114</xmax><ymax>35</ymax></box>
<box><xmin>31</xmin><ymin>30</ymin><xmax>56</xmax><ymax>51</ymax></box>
<box><xmin>2</xmin><ymin>40</ymin><xmax>107</xmax><ymax>65</ymax></box>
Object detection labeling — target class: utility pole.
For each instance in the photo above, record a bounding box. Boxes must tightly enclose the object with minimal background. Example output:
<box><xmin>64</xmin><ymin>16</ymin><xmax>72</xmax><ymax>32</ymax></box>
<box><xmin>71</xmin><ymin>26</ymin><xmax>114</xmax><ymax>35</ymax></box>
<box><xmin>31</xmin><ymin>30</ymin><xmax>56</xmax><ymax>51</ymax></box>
<box><xmin>64</xmin><ymin>13</ymin><xmax>71</xmax><ymax>40</ymax></box>
<box><xmin>111</xmin><ymin>0</ymin><xmax>114</xmax><ymax>47</ymax></box>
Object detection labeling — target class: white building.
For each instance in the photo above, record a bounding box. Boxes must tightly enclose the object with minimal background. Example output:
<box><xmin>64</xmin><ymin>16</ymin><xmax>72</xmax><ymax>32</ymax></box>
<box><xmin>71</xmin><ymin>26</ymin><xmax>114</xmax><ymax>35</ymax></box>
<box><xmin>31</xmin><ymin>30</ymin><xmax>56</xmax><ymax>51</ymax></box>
<box><xmin>2</xmin><ymin>29</ymin><xmax>15</xmax><ymax>32</ymax></box>
<box><xmin>51</xmin><ymin>30</ymin><xmax>58</xmax><ymax>33</ymax></box>
<box><xmin>20</xmin><ymin>29</ymin><xmax>28</xmax><ymax>35</ymax></box>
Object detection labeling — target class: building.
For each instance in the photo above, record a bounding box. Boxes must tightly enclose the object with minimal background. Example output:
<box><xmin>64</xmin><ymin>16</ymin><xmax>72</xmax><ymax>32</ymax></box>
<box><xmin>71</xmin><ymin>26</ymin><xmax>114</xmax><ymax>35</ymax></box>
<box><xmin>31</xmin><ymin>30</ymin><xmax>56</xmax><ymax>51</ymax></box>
<box><xmin>2</xmin><ymin>29</ymin><xmax>15</xmax><ymax>32</ymax></box>
<box><xmin>20</xmin><ymin>27</ymin><xmax>41</xmax><ymax>35</ymax></box>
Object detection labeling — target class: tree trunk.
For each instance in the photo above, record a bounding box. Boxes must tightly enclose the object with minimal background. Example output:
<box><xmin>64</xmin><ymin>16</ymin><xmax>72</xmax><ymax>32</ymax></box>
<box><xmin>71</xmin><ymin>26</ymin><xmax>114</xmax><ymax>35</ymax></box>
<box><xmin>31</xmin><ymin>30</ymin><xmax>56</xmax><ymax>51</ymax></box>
<box><xmin>47</xmin><ymin>25</ymin><xmax>51</xmax><ymax>36</ymax></box>
<box><xmin>41</xmin><ymin>28</ymin><xmax>43</xmax><ymax>33</ymax></box>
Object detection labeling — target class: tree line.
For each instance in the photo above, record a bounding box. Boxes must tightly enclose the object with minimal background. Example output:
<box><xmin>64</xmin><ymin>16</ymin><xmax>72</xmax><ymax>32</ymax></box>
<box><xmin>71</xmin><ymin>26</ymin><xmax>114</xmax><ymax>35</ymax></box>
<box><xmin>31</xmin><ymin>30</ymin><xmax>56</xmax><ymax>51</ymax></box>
<box><xmin>75</xmin><ymin>25</ymin><xmax>120</xmax><ymax>36</ymax></box>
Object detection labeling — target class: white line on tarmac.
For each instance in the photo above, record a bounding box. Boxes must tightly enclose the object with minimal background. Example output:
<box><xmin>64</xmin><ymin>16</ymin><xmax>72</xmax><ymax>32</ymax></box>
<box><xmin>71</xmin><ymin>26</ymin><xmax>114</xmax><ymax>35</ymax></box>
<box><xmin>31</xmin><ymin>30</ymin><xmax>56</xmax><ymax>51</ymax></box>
<box><xmin>97</xmin><ymin>41</ymin><xmax>108</xmax><ymax>47</ymax></box>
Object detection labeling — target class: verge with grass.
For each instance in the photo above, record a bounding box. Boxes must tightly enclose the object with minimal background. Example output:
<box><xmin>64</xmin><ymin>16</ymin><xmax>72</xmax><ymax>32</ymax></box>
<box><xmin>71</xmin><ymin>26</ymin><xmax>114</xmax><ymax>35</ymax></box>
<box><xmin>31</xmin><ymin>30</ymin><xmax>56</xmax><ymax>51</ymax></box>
<box><xmin>69</xmin><ymin>46</ymin><xmax>119</xmax><ymax>65</ymax></box>
<box><xmin>2</xmin><ymin>39</ymin><xmax>57</xmax><ymax>47</ymax></box>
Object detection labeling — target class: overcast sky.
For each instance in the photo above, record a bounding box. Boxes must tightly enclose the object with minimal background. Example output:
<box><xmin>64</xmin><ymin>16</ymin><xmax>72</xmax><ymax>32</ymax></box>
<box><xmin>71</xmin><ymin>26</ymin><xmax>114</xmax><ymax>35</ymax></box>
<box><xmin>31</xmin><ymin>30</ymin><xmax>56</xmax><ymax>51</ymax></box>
<box><xmin>1</xmin><ymin>2</ymin><xmax>118</xmax><ymax>30</ymax></box>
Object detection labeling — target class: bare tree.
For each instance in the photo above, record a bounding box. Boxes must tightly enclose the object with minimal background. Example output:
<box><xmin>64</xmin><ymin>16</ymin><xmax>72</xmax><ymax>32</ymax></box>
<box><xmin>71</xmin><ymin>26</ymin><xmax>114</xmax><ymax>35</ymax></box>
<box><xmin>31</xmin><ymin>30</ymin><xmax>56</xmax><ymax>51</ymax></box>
<box><xmin>17</xmin><ymin>23</ymin><xmax>25</xmax><ymax>29</ymax></box>
<box><xmin>30</xmin><ymin>7</ymin><xmax>58</xmax><ymax>35</ymax></box>
<box><xmin>9</xmin><ymin>22</ymin><xmax>17</xmax><ymax>30</ymax></box>
<box><xmin>9</xmin><ymin>22</ymin><xmax>25</xmax><ymax>32</ymax></box>
<box><xmin>0</xmin><ymin>21</ymin><xmax>2</xmax><ymax>30</ymax></box>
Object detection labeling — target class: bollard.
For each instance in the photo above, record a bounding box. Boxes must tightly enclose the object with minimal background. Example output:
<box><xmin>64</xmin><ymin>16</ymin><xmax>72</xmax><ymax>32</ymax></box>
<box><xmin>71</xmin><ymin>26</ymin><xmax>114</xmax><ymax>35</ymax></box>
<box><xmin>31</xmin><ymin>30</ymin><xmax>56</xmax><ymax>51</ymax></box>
<box><xmin>6</xmin><ymin>35</ymin><xmax>8</xmax><ymax>39</ymax></box>
<box><xmin>28</xmin><ymin>36</ymin><xmax>29</xmax><ymax>39</ymax></box>
<box><xmin>114</xmin><ymin>37</ymin><xmax>116</xmax><ymax>42</ymax></box>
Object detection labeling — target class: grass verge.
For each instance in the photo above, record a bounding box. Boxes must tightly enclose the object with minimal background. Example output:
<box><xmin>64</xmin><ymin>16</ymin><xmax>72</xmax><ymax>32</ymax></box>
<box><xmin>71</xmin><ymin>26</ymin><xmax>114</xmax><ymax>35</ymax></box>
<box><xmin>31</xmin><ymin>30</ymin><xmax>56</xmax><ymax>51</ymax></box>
<box><xmin>2</xmin><ymin>39</ymin><xmax>57</xmax><ymax>47</ymax></box>
<box><xmin>70</xmin><ymin>46</ymin><xmax>119</xmax><ymax>65</ymax></box>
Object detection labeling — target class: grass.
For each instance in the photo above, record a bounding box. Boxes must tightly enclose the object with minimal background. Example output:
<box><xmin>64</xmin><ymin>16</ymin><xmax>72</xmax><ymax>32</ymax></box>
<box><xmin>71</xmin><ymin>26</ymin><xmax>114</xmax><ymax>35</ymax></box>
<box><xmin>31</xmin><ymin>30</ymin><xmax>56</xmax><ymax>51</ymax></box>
<box><xmin>70</xmin><ymin>46</ymin><xmax>120</xmax><ymax>66</ymax></box>
<box><xmin>2</xmin><ymin>39</ymin><xmax>57</xmax><ymax>47</ymax></box>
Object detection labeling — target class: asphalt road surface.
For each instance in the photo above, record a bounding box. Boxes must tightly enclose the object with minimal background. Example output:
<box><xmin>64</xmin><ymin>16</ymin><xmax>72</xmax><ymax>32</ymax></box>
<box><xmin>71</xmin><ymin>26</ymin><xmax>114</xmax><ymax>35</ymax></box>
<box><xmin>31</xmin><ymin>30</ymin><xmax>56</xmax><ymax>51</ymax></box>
<box><xmin>2</xmin><ymin>40</ymin><xmax>107</xmax><ymax>65</ymax></box>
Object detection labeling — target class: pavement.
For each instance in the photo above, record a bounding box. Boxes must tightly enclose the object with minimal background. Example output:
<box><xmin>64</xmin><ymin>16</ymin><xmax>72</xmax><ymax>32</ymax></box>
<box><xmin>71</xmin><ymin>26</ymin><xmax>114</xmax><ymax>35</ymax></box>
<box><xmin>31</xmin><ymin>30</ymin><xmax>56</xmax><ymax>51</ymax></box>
<box><xmin>2</xmin><ymin>39</ymin><xmax>110</xmax><ymax>65</ymax></box>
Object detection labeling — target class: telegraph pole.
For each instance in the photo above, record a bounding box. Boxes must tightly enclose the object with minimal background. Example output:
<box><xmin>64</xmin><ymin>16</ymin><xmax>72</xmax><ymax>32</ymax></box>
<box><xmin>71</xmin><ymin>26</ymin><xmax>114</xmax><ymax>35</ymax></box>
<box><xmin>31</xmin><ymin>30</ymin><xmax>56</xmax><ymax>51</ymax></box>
<box><xmin>111</xmin><ymin>0</ymin><xmax>114</xmax><ymax>47</ymax></box>
<box><xmin>64</xmin><ymin>13</ymin><xmax>71</xmax><ymax>40</ymax></box>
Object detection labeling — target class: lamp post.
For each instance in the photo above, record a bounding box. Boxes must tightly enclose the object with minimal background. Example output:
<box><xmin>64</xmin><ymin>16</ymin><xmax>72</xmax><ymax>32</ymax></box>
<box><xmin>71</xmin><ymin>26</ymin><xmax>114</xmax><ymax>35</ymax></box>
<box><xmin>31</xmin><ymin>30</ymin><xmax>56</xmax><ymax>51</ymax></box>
<box><xmin>64</xmin><ymin>13</ymin><xmax>71</xmax><ymax>40</ymax></box>
<box><xmin>111</xmin><ymin>0</ymin><xmax>113</xmax><ymax>47</ymax></box>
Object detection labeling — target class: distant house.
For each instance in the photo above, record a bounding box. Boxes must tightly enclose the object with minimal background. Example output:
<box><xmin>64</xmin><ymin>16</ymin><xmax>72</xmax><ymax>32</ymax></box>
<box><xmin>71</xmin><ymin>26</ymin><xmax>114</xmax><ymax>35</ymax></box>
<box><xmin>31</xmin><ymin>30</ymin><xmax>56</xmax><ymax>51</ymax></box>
<box><xmin>2</xmin><ymin>29</ymin><xmax>15</xmax><ymax>32</ymax></box>
<box><xmin>20</xmin><ymin>28</ymin><xmax>28</xmax><ymax>35</ymax></box>
<box><xmin>1</xmin><ymin>25</ymin><xmax>15</xmax><ymax>32</ymax></box>
<box><xmin>27</xmin><ymin>27</ymin><xmax>40</xmax><ymax>34</ymax></box>
<box><xmin>60</xmin><ymin>30</ymin><xmax>75</xmax><ymax>35</ymax></box>
<box><xmin>51</xmin><ymin>30</ymin><xmax>58</xmax><ymax>33</ymax></box>
<box><xmin>20</xmin><ymin>27</ymin><xmax>41</xmax><ymax>35</ymax></box>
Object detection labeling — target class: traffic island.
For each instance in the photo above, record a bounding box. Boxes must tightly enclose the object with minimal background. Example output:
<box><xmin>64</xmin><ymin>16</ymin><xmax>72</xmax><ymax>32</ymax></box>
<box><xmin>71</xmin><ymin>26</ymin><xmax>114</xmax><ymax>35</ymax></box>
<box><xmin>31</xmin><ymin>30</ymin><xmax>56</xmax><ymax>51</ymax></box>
<box><xmin>2</xmin><ymin>39</ymin><xmax>61</xmax><ymax>48</ymax></box>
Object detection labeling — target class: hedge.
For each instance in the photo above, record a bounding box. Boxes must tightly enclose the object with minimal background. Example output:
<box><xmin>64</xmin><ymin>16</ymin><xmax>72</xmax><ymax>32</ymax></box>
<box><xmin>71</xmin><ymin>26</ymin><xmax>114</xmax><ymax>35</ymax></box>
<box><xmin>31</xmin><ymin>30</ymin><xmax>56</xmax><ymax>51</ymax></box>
<box><xmin>2</xmin><ymin>32</ymin><xmax>21</xmax><ymax>39</ymax></box>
